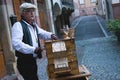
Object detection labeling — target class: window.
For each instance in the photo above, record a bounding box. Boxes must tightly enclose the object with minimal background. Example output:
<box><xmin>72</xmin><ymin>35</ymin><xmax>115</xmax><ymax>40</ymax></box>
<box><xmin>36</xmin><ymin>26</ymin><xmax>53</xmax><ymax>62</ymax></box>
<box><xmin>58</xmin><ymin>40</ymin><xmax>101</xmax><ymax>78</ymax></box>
<box><xmin>112</xmin><ymin>0</ymin><xmax>120</xmax><ymax>4</ymax></box>
<box><xmin>82</xmin><ymin>10</ymin><xmax>85</xmax><ymax>13</ymax></box>
<box><xmin>91</xmin><ymin>0</ymin><xmax>96</xmax><ymax>3</ymax></box>
<box><xmin>93</xmin><ymin>8</ymin><xmax>96</xmax><ymax>11</ymax></box>
<box><xmin>79</xmin><ymin>0</ymin><xmax>85</xmax><ymax>4</ymax></box>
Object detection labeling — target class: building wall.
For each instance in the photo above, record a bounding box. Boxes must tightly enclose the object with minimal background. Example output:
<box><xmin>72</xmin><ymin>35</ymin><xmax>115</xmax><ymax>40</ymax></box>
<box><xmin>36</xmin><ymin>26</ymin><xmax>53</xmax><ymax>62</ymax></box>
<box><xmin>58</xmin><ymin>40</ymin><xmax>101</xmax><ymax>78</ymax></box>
<box><xmin>78</xmin><ymin>0</ymin><xmax>97</xmax><ymax>16</ymax></box>
<box><xmin>96</xmin><ymin>0</ymin><xmax>120</xmax><ymax>20</ymax></box>
<box><xmin>72</xmin><ymin>0</ymin><xmax>80</xmax><ymax>18</ymax></box>
<box><xmin>72</xmin><ymin>0</ymin><xmax>97</xmax><ymax>19</ymax></box>
<box><xmin>0</xmin><ymin>0</ymin><xmax>55</xmax><ymax>79</ymax></box>
<box><xmin>0</xmin><ymin>0</ymin><xmax>16</xmax><ymax>79</ymax></box>
<box><xmin>45</xmin><ymin>0</ymin><xmax>55</xmax><ymax>34</ymax></box>
<box><xmin>96</xmin><ymin>0</ymin><xmax>109</xmax><ymax>20</ymax></box>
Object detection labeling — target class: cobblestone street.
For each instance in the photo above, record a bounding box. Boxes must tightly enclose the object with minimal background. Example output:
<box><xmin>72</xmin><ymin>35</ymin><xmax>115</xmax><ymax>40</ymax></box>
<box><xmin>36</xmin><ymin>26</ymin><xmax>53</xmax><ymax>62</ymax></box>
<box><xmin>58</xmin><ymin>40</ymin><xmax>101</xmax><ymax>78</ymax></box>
<box><xmin>76</xmin><ymin>36</ymin><xmax>120</xmax><ymax>80</ymax></box>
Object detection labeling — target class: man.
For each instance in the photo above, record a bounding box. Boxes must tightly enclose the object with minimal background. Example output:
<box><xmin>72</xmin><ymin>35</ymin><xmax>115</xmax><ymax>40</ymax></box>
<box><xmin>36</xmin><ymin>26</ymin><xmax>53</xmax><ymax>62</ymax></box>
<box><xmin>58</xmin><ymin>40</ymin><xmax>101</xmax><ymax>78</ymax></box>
<box><xmin>12</xmin><ymin>2</ymin><xmax>58</xmax><ymax>80</ymax></box>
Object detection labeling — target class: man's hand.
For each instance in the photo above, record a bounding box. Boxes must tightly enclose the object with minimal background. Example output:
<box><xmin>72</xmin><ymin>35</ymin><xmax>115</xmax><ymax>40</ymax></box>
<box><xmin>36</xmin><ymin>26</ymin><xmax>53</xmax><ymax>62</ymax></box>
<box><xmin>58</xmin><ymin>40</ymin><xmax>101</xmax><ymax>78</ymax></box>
<box><xmin>34</xmin><ymin>47</ymin><xmax>42</xmax><ymax>58</ymax></box>
<box><xmin>51</xmin><ymin>34</ymin><xmax>58</xmax><ymax>40</ymax></box>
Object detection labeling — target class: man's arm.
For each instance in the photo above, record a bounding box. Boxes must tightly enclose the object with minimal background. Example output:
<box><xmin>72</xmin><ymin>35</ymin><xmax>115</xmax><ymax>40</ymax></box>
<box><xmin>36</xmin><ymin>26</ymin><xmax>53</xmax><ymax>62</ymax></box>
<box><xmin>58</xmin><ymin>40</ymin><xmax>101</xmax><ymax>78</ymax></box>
<box><xmin>36</xmin><ymin>25</ymin><xmax>58</xmax><ymax>40</ymax></box>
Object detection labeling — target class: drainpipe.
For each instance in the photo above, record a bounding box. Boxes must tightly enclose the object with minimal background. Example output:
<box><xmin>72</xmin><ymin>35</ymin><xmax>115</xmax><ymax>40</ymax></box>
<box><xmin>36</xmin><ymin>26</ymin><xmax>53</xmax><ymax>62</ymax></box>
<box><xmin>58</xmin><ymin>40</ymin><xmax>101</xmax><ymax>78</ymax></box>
<box><xmin>104</xmin><ymin>0</ymin><xmax>108</xmax><ymax>21</ymax></box>
<box><xmin>108</xmin><ymin>0</ymin><xmax>114</xmax><ymax>19</ymax></box>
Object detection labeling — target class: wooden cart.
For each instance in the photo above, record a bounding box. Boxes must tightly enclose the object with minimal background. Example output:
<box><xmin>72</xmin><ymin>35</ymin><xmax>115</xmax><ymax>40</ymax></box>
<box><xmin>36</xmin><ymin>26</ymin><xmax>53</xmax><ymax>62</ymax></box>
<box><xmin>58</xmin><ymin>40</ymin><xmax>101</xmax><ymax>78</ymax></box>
<box><xmin>49</xmin><ymin>65</ymin><xmax>91</xmax><ymax>80</ymax></box>
<box><xmin>45</xmin><ymin>38</ymin><xmax>91</xmax><ymax>80</ymax></box>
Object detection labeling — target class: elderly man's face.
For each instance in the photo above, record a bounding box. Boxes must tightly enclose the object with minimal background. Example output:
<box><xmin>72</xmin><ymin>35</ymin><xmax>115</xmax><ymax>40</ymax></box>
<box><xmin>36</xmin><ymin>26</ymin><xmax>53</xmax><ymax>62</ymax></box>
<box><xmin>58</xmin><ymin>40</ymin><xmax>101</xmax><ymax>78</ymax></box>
<box><xmin>22</xmin><ymin>8</ymin><xmax>36</xmax><ymax>22</ymax></box>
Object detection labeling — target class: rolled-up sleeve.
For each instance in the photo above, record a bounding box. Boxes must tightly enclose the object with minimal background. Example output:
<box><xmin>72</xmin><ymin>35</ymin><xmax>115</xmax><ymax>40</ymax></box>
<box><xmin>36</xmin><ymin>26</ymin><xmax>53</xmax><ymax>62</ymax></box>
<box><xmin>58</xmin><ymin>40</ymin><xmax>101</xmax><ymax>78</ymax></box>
<box><xmin>12</xmin><ymin>22</ymin><xmax>35</xmax><ymax>54</ymax></box>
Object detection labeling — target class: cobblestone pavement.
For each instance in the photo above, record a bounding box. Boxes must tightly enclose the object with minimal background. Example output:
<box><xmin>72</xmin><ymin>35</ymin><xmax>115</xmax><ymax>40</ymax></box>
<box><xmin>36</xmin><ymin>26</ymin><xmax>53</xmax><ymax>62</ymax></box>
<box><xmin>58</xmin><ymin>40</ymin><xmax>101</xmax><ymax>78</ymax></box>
<box><xmin>75</xmin><ymin>35</ymin><xmax>120</xmax><ymax>80</ymax></box>
<box><xmin>36</xmin><ymin>58</ymin><xmax>48</xmax><ymax>80</ymax></box>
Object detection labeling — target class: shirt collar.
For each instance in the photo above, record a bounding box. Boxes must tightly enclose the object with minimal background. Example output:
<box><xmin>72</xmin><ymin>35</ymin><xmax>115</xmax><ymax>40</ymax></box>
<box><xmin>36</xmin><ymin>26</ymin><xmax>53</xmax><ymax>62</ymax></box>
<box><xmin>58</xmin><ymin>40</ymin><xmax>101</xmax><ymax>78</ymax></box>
<box><xmin>21</xmin><ymin>20</ymin><xmax>31</xmax><ymax>26</ymax></box>
<box><xmin>21</xmin><ymin>19</ymin><xmax>37</xmax><ymax>29</ymax></box>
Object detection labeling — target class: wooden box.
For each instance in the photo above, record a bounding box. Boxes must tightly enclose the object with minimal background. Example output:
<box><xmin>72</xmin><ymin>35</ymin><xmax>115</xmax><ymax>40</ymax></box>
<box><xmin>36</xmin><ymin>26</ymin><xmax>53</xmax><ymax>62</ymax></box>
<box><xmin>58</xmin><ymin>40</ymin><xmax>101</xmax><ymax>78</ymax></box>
<box><xmin>45</xmin><ymin>38</ymin><xmax>79</xmax><ymax>79</ymax></box>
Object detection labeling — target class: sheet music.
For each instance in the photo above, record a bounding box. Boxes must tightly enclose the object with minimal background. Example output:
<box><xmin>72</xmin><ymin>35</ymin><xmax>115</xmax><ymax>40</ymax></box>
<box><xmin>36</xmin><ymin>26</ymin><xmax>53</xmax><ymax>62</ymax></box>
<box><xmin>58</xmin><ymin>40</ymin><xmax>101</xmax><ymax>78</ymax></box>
<box><xmin>52</xmin><ymin>41</ymin><xmax>66</xmax><ymax>52</ymax></box>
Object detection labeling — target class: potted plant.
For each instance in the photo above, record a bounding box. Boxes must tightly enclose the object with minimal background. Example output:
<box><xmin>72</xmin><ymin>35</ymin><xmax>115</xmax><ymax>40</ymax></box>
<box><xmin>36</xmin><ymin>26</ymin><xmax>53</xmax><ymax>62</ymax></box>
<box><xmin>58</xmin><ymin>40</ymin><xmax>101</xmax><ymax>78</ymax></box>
<box><xmin>107</xmin><ymin>18</ymin><xmax>120</xmax><ymax>41</ymax></box>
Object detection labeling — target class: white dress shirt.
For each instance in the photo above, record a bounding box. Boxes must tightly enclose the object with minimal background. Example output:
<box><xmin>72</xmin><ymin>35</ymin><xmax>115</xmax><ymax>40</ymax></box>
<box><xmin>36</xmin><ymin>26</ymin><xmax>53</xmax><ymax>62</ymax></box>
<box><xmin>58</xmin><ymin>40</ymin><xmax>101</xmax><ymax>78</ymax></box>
<box><xmin>12</xmin><ymin>20</ymin><xmax>52</xmax><ymax>56</ymax></box>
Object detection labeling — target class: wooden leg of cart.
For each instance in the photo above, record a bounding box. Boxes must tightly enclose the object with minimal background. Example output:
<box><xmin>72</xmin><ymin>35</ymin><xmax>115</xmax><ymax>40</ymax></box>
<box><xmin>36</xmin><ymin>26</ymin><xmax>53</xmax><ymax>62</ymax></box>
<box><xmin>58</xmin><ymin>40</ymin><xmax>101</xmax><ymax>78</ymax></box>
<box><xmin>48</xmin><ymin>65</ymin><xmax>91</xmax><ymax>80</ymax></box>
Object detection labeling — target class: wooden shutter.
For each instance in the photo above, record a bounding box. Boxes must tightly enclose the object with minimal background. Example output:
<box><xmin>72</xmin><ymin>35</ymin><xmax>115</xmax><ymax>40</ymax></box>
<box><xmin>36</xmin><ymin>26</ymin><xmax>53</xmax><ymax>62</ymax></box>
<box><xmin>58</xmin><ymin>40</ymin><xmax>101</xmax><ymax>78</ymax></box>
<box><xmin>39</xmin><ymin>11</ymin><xmax>47</xmax><ymax>30</ymax></box>
<box><xmin>112</xmin><ymin>3</ymin><xmax>120</xmax><ymax>19</ymax></box>
<box><xmin>0</xmin><ymin>42</ymin><xmax>6</xmax><ymax>78</ymax></box>
<box><xmin>12</xmin><ymin>0</ymin><xmax>22</xmax><ymax>21</ymax></box>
